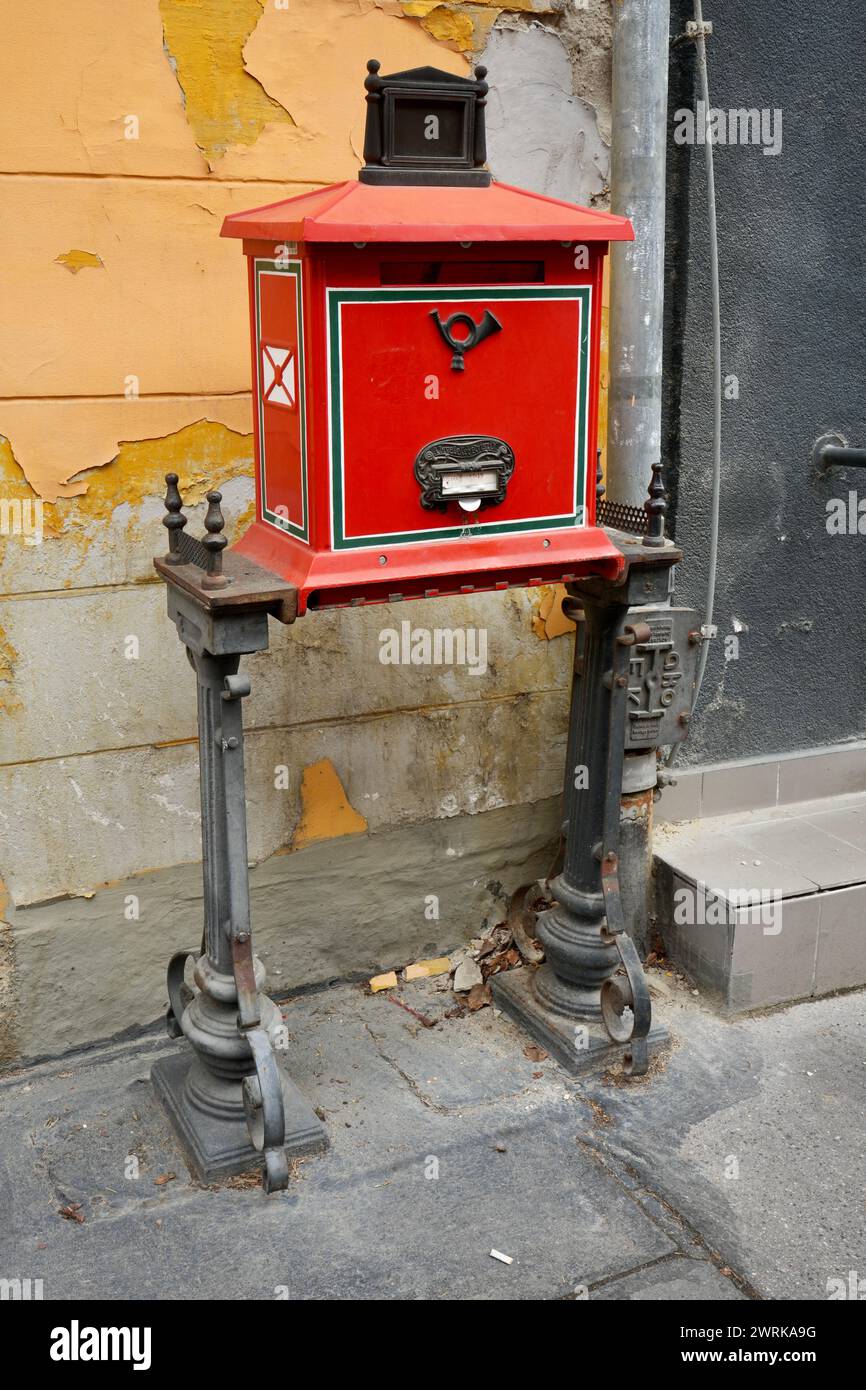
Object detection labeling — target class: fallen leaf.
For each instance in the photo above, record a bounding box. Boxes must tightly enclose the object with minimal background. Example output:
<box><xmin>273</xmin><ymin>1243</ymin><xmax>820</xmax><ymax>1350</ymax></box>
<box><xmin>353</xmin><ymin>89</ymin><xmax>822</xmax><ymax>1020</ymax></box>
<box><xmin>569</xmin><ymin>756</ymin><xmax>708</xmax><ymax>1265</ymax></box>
<box><xmin>523</xmin><ymin>1043</ymin><xmax>548</xmax><ymax>1062</ymax></box>
<box><xmin>58</xmin><ymin>1204</ymin><xmax>85</xmax><ymax>1224</ymax></box>
<box><xmin>465</xmin><ymin>982</ymin><xmax>493</xmax><ymax>1012</ymax></box>
<box><xmin>153</xmin><ymin>1172</ymin><xmax>177</xmax><ymax>1186</ymax></box>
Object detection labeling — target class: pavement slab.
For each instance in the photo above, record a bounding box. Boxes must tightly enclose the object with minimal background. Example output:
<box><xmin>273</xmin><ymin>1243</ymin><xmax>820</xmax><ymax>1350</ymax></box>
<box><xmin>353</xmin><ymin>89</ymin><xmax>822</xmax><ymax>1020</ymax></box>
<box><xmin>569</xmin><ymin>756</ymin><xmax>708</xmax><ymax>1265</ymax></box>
<box><xmin>0</xmin><ymin>971</ymin><xmax>862</xmax><ymax>1300</ymax></box>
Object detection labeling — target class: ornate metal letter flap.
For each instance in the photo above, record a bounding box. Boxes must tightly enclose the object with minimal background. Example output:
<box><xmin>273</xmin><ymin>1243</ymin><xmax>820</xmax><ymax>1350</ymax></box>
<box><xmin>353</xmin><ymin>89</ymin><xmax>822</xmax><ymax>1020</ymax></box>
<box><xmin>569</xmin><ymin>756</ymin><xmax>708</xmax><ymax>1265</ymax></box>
<box><xmin>414</xmin><ymin>434</ymin><xmax>515</xmax><ymax>512</ymax></box>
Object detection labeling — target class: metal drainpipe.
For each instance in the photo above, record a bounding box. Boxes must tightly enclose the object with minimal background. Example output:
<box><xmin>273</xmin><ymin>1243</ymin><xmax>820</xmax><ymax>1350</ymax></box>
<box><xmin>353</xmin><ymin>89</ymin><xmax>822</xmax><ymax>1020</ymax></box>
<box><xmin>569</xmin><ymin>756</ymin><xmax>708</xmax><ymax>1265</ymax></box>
<box><xmin>606</xmin><ymin>0</ymin><xmax>671</xmax><ymax>952</ymax></box>
<box><xmin>608</xmin><ymin>0</ymin><xmax>670</xmax><ymax>510</ymax></box>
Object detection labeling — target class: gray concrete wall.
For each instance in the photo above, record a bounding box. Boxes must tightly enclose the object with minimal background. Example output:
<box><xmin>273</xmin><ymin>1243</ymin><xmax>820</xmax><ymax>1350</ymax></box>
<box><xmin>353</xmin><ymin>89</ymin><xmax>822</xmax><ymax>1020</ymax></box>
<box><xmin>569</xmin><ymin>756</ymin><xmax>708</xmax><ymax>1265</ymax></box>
<box><xmin>664</xmin><ymin>0</ymin><xmax>866</xmax><ymax>767</ymax></box>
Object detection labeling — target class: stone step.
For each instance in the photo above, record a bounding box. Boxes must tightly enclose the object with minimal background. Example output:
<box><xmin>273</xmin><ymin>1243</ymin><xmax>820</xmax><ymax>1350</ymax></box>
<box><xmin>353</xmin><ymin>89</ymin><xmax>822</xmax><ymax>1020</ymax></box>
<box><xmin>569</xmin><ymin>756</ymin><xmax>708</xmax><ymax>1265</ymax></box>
<box><xmin>653</xmin><ymin>791</ymin><xmax>866</xmax><ymax>1011</ymax></box>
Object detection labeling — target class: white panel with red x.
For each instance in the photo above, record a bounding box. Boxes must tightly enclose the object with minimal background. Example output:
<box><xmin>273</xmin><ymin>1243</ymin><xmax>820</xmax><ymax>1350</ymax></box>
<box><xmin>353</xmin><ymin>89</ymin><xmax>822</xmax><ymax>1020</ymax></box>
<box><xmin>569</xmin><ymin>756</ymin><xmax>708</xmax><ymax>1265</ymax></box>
<box><xmin>261</xmin><ymin>344</ymin><xmax>296</xmax><ymax>409</ymax></box>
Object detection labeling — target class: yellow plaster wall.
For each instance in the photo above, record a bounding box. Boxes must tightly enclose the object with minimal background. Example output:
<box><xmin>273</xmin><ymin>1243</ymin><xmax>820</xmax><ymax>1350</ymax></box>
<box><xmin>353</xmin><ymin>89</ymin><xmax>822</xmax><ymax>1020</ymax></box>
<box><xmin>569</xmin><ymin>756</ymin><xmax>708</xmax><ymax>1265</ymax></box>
<box><xmin>0</xmin><ymin>0</ymin><xmax>596</xmax><ymax>513</ymax></box>
<box><xmin>0</xmin><ymin>0</ymin><xmax>608</xmax><ymax>893</ymax></box>
<box><xmin>0</xmin><ymin>0</ymin><xmax>477</xmax><ymax>515</ymax></box>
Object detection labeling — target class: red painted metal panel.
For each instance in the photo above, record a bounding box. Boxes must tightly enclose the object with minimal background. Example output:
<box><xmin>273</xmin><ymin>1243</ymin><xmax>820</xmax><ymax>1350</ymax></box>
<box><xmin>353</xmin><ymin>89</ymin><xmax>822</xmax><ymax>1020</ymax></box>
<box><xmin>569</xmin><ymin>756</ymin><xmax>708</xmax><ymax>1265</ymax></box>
<box><xmin>258</xmin><ymin>269</ymin><xmax>304</xmax><ymax>532</ymax></box>
<box><xmin>335</xmin><ymin>292</ymin><xmax>585</xmax><ymax>544</ymax></box>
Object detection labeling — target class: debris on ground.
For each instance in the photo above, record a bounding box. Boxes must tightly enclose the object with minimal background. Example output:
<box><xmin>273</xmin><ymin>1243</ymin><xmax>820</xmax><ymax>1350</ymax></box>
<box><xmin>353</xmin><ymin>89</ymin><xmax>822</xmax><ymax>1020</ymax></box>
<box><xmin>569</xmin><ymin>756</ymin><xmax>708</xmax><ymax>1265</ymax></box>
<box><xmin>451</xmin><ymin>954</ymin><xmax>483</xmax><ymax>992</ymax></box>
<box><xmin>404</xmin><ymin>957</ymin><xmax>450</xmax><ymax>981</ymax></box>
<box><xmin>153</xmin><ymin>1172</ymin><xmax>177</xmax><ymax>1187</ymax></box>
<box><xmin>386</xmin><ymin>995</ymin><xmax>437</xmax><ymax>1028</ymax></box>
<box><xmin>587</xmin><ymin>1098</ymin><xmax>614</xmax><ymax>1127</ymax></box>
<box><xmin>369</xmin><ymin>971</ymin><xmax>398</xmax><ymax>993</ymax></box>
<box><xmin>506</xmin><ymin>883</ymin><xmax>547</xmax><ymax>964</ymax></box>
<box><xmin>523</xmin><ymin>1043</ymin><xmax>548</xmax><ymax>1063</ymax></box>
<box><xmin>366</xmin><ymin>885</ymin><xmax>548</xmax><ymax>1019</ymax></box>
<box><xmin>445</xmin><ymin>883</ymin><xmax>547</xmax><ymax>1007</ymax></box>
<box><xmin>465</xmin><ymin>982</ymin><xmax>492</xmax><ymax>1012</ymax></box>
<box><xmin>223</xmin><ymin>1170</ymin><xmax>268</xmax><ymax>1191</ymax></box>
<box><xmin>58</xmin><ymin>1203</ymin><xmax>85</xmax><ymax>1224</ymax></box>
<box><xmin>490</xmin><ymin>1249</ymin><xmax>513</xmax><ymax>1265</ymax></box>
<box><xmin>364</xmin><ymin>883</ymin><xmax>549</xmax><ymax>1019</ymax></box>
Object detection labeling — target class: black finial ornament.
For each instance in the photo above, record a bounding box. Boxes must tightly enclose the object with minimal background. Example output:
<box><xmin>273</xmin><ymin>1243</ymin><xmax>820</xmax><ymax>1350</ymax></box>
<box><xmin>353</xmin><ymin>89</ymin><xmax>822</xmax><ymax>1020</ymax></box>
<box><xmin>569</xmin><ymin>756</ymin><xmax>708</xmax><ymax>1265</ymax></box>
<box><xmin>163</xmin><ymin>472</ymin><xmax>188</xmax><ymax>564</ymax></box>
<box><xmin>202</xmin><ymin>491</ymin><xmax>228</xmax><ymax>588</ymax></box>
<box><xmin>643</xmin><ymin>460</ymin><xmax>667</xmax><ymax>546</ymax></box>
<box><xmin>360</xmin><ymin>59</ymin><xmax>491</xmax><ymax>187</ymax></box>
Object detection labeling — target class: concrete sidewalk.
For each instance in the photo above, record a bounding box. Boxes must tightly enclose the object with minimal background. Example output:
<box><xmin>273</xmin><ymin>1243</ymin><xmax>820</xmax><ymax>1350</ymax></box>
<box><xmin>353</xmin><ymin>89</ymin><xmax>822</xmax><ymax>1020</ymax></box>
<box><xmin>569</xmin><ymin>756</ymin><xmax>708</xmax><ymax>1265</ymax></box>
<box><xmin>1</xmin><ymin>970</ymin><xmax>863</xmax><ymax>1300</ymax></box>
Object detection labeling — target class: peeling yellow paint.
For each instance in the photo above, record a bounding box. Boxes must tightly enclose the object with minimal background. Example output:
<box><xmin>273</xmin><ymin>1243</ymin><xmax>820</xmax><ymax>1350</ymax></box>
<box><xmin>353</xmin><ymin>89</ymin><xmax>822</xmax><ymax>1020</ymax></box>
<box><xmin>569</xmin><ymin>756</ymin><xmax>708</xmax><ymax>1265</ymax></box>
<box><xmin>79</xmin><ymin>418</ymin><xmax>252</xmax><ymax>519</ymax></box>
<box><xmin>414</xmin><ymin>6</ymin><xmax>476</xmax><ymax>49</ymax></box>
<box><xmin>0</xmin><ymin>179</ymin><xmax>296</xmax><ymax>406</ymax></box>
<box><xmin>0</xmin><ymin>626</ymin><xmax>18</xmax><ymax>683</ymax></box>
<box><xmin>291</xmin><ymin>758</ymin><xmax>368</xmax><ymax>850</ymax></box>
<box><xmin>241</xmin><ymin>0</ymin><xmax>467</xmax><ymax>181</ymax></box>
<box><xmin>399</xmin><ymin>0</ymin><xmax>551</xmax><ymax>51</ymax></box>
<box><xmin>0</xmin><ymin>625</ymin><xmax>21</xmax><ymax>714</ymax></box>
<box><xmin>159</xmin><ymin>0</ymin><xmax>294</xmax><ymax>167</ymax></box>
<box><xmin>0</xmin><ymin>400</ymin><xmax>252</xmax><ymax>502</ymax></box>
<box><xmin>55</xmin><ymin>250</ymin><xmax>105</xmax><ymax>275</ymax></box>
<box><xmin>440</xmin><ymin>0</ymin><xmax>547</xmax><ymax>8</ymax></box>
<box><xmin>531</xmin><ymin>585</ymin><xmax>576</xmax><ymax>641</ymax></box>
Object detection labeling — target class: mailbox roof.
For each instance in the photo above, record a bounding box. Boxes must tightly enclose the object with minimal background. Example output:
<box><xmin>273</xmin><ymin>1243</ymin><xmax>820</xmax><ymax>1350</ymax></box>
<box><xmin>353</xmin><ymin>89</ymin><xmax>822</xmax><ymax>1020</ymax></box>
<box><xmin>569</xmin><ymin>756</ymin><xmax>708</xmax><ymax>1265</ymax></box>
<box><xmin>221</xmin><ymin>180</ymin><xmax>634</xmax><ymax>244</ymax></box>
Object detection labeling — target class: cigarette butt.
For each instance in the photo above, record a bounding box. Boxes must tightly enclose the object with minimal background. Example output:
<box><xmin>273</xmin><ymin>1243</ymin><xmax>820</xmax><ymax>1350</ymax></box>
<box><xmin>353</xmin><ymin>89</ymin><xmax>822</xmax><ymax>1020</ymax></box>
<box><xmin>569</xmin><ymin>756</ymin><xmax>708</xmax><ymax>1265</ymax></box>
<box><xmin>404</xmin><ymin>957</ymin><xmax>451</xmax><ymax>981</ymax></box>
<box><xmin>369</xmin><ymin>971</ymin><xmax>398</xmax><ymax>993</ymax></box>
<box><xmin>490</xmin><ymin>1249</ymin><xmax>513</xmax><ymax>1266</ymax></box>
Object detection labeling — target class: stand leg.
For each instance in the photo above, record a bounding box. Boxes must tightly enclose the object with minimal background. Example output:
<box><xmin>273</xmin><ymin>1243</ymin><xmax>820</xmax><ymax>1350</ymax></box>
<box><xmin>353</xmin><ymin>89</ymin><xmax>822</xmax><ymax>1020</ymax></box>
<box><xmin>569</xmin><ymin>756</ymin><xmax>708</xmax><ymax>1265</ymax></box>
<box><xmin>152</xmin><ymin>598</ymin><xmax>327</xmax><ymax>1190</ymax></box>
<box><xmin>492</xmin><ymin>586</ymin><xmax>665</xmax><ymax>1074</ymax></box>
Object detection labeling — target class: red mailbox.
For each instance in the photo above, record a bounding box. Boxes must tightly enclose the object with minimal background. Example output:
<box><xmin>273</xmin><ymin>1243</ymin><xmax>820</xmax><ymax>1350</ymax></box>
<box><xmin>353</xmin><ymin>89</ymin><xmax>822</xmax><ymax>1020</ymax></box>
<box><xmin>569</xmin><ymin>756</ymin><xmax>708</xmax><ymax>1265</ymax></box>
<box><xmin>222</xmin><ymin>62</ymin><xmax>633</xmax><ymax>613</ymax></box>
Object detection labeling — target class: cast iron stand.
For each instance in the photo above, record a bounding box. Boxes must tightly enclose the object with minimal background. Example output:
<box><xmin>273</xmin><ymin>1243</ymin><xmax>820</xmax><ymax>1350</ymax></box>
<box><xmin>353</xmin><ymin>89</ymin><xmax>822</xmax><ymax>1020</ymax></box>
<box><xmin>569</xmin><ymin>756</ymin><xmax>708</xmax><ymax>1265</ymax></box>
<box><xmin>493</xmin><ymin>464</ymin><xmax>698</xmax><ymax>1075</ymax></box>
<box><xmin>151</xmin><ymin>476</ymin><xmax>327</xmax><ymax>1191</ymax></box>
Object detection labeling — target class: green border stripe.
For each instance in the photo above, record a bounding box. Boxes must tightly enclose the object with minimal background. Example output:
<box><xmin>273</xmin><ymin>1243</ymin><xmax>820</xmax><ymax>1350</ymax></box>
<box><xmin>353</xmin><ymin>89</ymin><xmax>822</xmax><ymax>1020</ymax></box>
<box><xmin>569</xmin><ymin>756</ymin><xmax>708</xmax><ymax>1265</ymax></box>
<box><xmin>327</xmin><ymin>284</ymin><xmax>590</xmax><ymax>551</ymax></box>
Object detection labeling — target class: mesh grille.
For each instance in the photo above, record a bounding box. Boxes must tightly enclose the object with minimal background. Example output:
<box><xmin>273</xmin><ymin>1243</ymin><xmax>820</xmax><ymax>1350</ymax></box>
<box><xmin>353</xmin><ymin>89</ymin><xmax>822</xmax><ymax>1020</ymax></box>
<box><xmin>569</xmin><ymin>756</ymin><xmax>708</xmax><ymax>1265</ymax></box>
<box><xmin>597</xmin><ymin>499</ymin><xmax>648</xmax><ymax>536</ymax></box>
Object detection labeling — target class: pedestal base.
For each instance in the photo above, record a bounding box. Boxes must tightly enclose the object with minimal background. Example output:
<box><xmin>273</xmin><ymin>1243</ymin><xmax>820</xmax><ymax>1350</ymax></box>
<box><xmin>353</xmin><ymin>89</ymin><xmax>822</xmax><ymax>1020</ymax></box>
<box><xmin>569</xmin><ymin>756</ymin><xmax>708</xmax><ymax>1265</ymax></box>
<box><xmin>152</xmin><ymin>1049</ymin><xmax>328</xmax><ymax>1185</ymax></box>
<box><xmin>492</xmin><ymin>966</ymin><xmax>669</xmax><ymax>1076</ymax></box>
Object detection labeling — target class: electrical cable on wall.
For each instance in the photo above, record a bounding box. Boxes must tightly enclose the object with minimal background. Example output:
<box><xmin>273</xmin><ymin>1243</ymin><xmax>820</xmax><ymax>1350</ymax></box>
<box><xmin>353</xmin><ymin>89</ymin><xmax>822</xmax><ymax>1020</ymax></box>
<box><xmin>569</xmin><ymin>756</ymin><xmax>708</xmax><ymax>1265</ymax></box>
<box><xmin>666</xmin><ymin>0</ymin><xmax>722</xmax><ymax>768</ymax></box>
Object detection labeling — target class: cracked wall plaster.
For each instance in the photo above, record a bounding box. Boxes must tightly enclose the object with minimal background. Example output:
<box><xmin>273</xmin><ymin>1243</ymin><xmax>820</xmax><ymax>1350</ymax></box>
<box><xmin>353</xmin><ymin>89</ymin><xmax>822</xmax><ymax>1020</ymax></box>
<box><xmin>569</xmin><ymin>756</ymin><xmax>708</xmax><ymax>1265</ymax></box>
<box><xmin>483</xmin><ymin>22</ymin><xmax>610</xmax><ymax>206</ymax></box>
<box><xmin>159</xmin><ymin>0</ymin><xmax>295</xmax><ymax>167</ymax></box>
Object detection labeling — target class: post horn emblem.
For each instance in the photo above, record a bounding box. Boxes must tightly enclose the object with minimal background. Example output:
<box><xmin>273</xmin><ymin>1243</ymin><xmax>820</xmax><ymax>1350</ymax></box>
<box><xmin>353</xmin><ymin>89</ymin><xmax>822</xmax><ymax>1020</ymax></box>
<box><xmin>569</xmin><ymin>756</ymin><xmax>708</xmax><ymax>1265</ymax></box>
<box><xmin>430</xmin><ymin>309</ymin><xmax>502</xmax><ymax>371</ymax></box>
